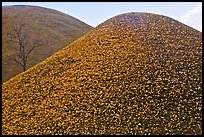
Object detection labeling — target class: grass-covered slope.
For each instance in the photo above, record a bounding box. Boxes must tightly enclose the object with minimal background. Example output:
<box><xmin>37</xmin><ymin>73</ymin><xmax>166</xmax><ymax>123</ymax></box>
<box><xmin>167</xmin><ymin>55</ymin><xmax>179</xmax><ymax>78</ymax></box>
<box><xmin>2</xmin><ymin>12</ymin><xmax>202</xmax><ymax>135</ymax></box>
<box><xmin>2</xmin><ymin>5</ymin><xmax>93</xmax><ymax>83</ymax></box>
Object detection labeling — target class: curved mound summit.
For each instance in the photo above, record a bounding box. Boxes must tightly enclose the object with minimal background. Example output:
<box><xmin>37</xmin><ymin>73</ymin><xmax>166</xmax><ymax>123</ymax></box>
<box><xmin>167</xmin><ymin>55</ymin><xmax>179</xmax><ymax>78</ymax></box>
<box><xmin>2</xmin><ymin>5</ymin><xmax>92</xmax><ymax>82</ymax></box>
<box><xmin>2</xmin><ymin>13</ymin><xmax>202</xmax><ymax>135</ymax></box>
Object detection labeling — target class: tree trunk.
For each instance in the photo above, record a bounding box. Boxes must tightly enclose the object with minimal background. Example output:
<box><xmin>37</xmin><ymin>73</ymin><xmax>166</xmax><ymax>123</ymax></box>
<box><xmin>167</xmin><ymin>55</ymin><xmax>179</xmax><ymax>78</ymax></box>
<box><xmin>23</xmin><ymin>64</ymin><xmax>26</xmax><ymax>71</ymax></box>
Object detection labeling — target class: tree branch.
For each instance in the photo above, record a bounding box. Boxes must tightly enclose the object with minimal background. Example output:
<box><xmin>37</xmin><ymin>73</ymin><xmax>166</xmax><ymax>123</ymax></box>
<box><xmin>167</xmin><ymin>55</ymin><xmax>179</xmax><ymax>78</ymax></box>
<box><xmin>7</xmin><ymin>33</ymin><xmax>19</xmax><ymax>44</ymax></box>
<box><xmin>8</xmin><ymin>23</ymin><xmax>43</xmax><ymax>72</ymax></box>
<box><xmin>25</xmin><ymin>39</ymin><xmax>43</xmax><ymax>61</ymax></box>
<box><xmin>13</xmin><ymin>57</ymin><xmax>24</xmax><ymax>68</ymax></box>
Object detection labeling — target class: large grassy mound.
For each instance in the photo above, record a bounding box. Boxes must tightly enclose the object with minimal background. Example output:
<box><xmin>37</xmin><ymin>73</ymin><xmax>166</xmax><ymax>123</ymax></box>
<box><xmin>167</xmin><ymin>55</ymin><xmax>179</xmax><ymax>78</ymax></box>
<box><xmin>2</xmin><ymin>5</ymin><xmax>93</xmax><ymax>83</ymax></box>
<box><xmin>2</xmin><ymin>12</ymin><xmax>202</xmax><ymax>135</ymax></box>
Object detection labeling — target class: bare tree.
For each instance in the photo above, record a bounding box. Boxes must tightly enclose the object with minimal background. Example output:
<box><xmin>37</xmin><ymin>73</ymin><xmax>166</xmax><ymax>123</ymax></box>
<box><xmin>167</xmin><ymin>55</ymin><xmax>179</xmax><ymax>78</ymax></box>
<box><xmin>7</xmin><ymin>23</ymin><xmax>43</xmax><ymax>71</ymax></box>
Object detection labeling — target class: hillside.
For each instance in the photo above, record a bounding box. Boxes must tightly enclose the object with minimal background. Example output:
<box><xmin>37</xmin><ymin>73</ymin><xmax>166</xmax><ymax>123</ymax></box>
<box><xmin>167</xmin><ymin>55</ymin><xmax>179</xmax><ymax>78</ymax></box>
<box><xmin>2</xmin><ymin>12</ymin><xmax>202</xmax><ymax>135</ymax></box>
<box><xmin>2</xmin><ymin>5</ymin><xmax>93</xmax><ymax>83</ymax></box>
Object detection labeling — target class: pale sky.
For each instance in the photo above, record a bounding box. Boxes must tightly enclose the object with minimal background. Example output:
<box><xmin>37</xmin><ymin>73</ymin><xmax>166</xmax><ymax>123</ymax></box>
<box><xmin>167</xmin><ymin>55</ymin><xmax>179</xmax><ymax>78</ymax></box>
<box><xmin>2</xmin><ymin>2</ymin><xmax>202</xmax><ymax>32</ymax></box>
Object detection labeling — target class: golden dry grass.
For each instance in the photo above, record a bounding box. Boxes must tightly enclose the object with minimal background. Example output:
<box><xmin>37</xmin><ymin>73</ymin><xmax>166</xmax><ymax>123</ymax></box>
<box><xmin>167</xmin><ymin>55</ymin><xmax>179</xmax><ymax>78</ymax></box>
<box><xmin>2</xmin><ymin>12</ymin><xmax>202</xmax><ymax>135</ymax></box>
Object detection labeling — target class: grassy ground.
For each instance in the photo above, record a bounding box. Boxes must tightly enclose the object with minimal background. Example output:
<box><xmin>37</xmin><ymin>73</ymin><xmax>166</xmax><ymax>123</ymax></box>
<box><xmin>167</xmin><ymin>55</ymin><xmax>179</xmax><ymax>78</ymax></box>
<box><xmin>2</xmin><ymin>12</ymin><xmax>202</xmax><ymax>135</ymax></box>
<box><xmin>2</xmin><ymin>5</ymin><xmax>93</xmax><ymax>83</ymax></box>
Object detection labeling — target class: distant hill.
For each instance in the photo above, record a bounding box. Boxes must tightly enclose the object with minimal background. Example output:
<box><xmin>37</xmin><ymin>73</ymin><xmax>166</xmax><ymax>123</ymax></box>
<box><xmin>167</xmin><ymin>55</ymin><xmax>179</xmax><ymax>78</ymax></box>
<box><xmin>2</xmin><ymin>12</ymin><xmax>202</xmax><ymax>135</ymax></box>
<box><xmin>2</xmin><ymin>5</ymin><xmax>93</xmax><ymax>82</ymax></box>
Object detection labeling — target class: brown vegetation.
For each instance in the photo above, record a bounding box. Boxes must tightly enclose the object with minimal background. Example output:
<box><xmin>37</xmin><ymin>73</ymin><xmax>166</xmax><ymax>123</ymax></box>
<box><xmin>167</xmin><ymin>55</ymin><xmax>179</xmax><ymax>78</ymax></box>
<box><xmin>2</xmin><ymin>5</ymin><xmax>92</xmax><ymax>82</ymax></box>
<box><xmin>2</xmin><ymin>12</ymin><xmax>202</xmax><ymax>135</ymax></box>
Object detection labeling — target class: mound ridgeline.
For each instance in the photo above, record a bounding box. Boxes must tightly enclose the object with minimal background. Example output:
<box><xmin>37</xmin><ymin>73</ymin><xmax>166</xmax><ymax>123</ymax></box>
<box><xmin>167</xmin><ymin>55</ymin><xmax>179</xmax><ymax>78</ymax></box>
<box><xmin>2</xmin><ymin>12</ymin><xmax>202</xmax><ymax>135</ymax></box>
